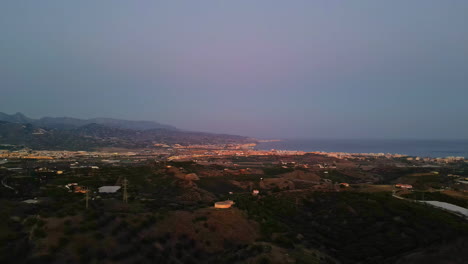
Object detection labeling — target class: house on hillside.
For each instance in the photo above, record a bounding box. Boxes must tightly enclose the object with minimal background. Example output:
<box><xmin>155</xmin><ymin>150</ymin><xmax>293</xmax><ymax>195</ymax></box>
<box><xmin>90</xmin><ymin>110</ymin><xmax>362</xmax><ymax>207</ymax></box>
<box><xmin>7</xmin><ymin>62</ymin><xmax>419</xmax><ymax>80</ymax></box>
<box><xmin>214</xmin><ymin>200</ymin><xmax>235</xmax><ymax>209</ymax></box>
<box><xmin>395</xmin><ymin>184</ymin><xmax>413</xmax><ymax>189</ymax></box>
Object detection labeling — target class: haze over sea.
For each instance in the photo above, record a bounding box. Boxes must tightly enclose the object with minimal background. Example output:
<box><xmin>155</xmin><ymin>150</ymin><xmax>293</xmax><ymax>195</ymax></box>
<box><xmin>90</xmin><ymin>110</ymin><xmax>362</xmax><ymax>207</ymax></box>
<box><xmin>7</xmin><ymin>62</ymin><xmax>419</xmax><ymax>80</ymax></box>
<box><xmin>255</xmin><ymin>139</ymin><xmax>468</xmax><ymax>158</ymax></box>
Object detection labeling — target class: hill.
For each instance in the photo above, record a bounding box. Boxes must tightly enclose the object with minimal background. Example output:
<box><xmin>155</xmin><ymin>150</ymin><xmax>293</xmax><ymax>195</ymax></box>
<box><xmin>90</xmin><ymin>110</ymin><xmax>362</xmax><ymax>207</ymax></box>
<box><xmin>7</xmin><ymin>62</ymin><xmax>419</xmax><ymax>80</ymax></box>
<box><xmin>0</xmin><ymin>112</ymin><xmax>176</xmax><ymax>131</ymax></box>
<box><xmin>0</xmin><ymin>112</ymin><xmax>254</xmax><ymax>150</ymax></box>
<box><xmin>0</xmin><ymin>112</ymin><xmax>34</xmax><ymax>124</ymax></box>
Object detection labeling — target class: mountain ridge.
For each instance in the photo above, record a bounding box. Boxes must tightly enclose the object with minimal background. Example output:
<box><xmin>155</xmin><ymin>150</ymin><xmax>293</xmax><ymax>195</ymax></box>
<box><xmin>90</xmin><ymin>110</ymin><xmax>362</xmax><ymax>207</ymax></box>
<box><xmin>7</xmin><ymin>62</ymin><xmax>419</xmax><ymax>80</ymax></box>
<box><xmin>0</xmin><ymin>112</ymin><xmax>255</xmax><ymax>150</ymax></box>
<box><xmin>0</xmin><ymin>112</ymin><xmax>177</xmax><ymax>131</ymax></box>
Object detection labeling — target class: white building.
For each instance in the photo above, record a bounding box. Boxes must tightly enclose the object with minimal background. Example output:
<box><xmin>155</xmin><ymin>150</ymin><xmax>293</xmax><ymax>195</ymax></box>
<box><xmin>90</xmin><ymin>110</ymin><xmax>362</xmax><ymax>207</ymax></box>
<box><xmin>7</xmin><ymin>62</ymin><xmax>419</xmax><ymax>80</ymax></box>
<box><xmin>98</xmin><ymin>186</ymin><xmax>121</xmax><ymax>193</ymax></box>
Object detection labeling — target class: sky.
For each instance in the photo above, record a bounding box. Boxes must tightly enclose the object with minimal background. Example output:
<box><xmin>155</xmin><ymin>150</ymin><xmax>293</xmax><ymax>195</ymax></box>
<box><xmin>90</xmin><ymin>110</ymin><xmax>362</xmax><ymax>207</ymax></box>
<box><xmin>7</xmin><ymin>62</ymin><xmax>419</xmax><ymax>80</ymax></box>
<box><xmin>1</xmin><ymin>1</ymin><xmax>467</xmax><ymax>139</ymax></box>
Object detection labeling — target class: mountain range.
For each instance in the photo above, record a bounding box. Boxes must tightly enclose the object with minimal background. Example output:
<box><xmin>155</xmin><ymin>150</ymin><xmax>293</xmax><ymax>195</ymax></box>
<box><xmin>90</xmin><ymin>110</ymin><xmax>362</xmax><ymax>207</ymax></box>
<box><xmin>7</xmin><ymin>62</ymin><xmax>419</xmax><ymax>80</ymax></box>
<box><xmin>0</xmin><ymin>112</ymin><xmax>253</xmax><ymax>150</ymax></box>
<box><xmin>0</xmin><ymin>112</ymin><xmax>177</xmax><ymax>131</ymax></box>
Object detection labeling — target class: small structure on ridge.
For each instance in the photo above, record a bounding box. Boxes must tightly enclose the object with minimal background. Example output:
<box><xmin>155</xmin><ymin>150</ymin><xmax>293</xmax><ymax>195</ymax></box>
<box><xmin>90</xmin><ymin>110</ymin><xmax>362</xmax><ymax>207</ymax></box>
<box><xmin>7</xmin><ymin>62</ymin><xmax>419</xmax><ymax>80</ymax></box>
<box><xmin>214</xmin><ymin>200</ymin><xmax>235</xmax><ymax>209</ymax></box>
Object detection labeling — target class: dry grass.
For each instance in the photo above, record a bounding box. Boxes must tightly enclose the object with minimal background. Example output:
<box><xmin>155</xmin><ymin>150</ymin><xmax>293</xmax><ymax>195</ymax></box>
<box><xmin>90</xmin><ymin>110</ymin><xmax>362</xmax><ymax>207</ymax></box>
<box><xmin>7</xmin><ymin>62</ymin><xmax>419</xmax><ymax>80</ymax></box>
<box><xmin>442</xmin><ymin>190</ymin><xmax>468</xmax><ymax>200</ymax></box>
<box><xmin>352</xmin><ymin>184</ymin><xmax>394</xmax><ymax>193</ymax></box>
<box><xmin>406</xmin><ymin>173</ymin><xmax>437</xmax><ymax>177</ymax></box>
<box><xmin>153</xmin><ymin>207</ymin><xmax>259</xmax><ymax>253</ymax></box>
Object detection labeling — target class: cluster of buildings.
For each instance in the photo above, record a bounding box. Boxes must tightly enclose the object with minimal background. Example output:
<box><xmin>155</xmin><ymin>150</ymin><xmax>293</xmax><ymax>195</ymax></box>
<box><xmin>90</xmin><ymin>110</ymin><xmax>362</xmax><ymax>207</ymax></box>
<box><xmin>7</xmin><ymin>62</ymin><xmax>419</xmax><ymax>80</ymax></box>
<box><xmin>173</xmin><ymin>143</ymin><xmax>256</xmax><ymax>150</ymax></box>
<box><xmin>311</xmin><ymin>151</ymin><xmax>408</xmax><ymax>159</ymax></box>
<box><xmin>307</xmin><ymin>151</ymin><xmax>466</xmax><ymax>164</ymax></box>
<box><xmin>168</xmin><ymin>148</ymin><xmax>306</xmax><ymax>161</ymax></box>
<box><xmin>1</xmin><ymin>143</ymin><xmax>466</xmax><ymax>169</ymax></box>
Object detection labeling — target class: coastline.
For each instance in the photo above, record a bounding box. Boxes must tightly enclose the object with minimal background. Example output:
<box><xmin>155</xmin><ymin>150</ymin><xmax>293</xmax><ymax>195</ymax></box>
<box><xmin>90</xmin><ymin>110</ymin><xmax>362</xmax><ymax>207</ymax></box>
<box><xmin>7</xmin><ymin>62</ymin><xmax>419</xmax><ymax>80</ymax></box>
<box><xmin>254</xmin><ymin>139</ymin><xmax>468</xmax><ymax>159</ymax></box>
<box><xmin>256</xmin><ymin>139</ymin><xmax>282</xmax><ymax>143</ymax></box>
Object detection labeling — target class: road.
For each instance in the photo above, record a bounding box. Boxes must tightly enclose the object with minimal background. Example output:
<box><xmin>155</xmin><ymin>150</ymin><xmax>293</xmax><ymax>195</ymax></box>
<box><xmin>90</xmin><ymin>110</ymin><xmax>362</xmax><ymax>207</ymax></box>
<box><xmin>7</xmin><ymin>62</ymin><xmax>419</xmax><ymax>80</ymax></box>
<box><xmin>393</xmin><ymin>190</ymin><xmax>468</xmax><ymax>220</ymax></box>
<box><xmin>1</xmin><ymin>174</ymin><xmax>17</xmax><ymax>193</ymax></box>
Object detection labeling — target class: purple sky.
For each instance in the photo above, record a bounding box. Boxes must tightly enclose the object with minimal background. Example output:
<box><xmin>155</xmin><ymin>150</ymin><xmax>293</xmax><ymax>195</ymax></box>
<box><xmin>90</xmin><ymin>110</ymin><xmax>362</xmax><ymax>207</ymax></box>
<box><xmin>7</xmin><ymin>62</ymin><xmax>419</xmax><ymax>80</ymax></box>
<box><xmin>1</xmin><ymin>1</ymin><xmax>468</xmax><ymax>139</ymax></box>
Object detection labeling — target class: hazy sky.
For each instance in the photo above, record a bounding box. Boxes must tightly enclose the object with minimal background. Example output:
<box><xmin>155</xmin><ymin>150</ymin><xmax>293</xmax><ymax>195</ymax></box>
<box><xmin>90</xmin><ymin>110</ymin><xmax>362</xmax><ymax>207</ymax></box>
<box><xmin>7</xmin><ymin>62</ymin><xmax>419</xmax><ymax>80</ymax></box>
<box><xmin>1</xmin><ymin>1</ymin><xmax>467</xmax><ymax>139</ymax></box>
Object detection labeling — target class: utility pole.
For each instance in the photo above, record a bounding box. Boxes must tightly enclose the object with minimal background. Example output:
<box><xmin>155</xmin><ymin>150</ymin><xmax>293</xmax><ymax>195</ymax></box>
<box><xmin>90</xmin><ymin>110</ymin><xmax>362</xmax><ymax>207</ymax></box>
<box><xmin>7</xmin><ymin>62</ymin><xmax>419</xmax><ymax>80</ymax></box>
<box><xmin>85</xmin><ymin>187</ymin><xmax>89</xmax><ymax>209</ymax></box>
<box><xmin>123</xmin><ymin>178</ymin><xmax>128</xmax><ymax>203</ymax></box>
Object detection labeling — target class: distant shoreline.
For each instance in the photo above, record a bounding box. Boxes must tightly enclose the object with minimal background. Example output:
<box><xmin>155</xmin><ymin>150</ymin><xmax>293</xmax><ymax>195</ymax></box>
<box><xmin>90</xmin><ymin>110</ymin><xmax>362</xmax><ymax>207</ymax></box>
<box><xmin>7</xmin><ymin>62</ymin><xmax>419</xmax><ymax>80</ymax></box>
<box><xmin>255</xmin><ymin>138</ymin><xmax>468</xmax><ymax>159</ymax></box>
<box><xmin>256</xmin><ymin>139</ymin><xmax>282</xmax><ymax>143</ymax></box>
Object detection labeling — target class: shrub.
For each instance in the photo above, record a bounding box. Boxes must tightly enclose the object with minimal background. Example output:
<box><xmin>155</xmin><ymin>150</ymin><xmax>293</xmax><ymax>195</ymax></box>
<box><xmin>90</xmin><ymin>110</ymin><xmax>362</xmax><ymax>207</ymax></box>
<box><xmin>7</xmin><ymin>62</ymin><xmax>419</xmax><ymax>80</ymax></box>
<box><xmin>33</xmin><ymin>228</ymin><xmax>47</xmax><ymax>238</ymax></box>
<box><xmin>257</xmin><ymin>257</ymin><xmax>271</xmax><ymax>264</ymax></box>
<box><xmin>94</xmin><ymin>232</ymin><xmax>104</xmax><ymax>240</ymax></box>
<box><xmin>192</xmin><ymin>216</ymin><xmax>207</xmax><ymax>223</ymax></box>
<box><xmin>59</xmin><ymin>236</ymin><xmax>70</xmax><ymax>247</ymax></box>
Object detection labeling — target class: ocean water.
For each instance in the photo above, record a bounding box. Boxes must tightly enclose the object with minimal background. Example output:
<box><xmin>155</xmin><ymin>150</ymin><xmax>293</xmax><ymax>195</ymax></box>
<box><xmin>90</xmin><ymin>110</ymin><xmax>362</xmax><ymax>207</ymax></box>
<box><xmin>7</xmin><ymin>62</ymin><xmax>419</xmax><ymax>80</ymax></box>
<box><xmin>254</xmin><ymin>139</ymin><xmax>468</xmax><ymax>158</ymax></box>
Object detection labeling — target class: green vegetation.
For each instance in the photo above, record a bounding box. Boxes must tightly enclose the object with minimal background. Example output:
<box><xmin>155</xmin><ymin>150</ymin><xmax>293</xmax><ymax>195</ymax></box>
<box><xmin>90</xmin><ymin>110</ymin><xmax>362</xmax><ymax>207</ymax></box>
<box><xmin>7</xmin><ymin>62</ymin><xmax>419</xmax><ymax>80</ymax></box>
<box><xmin>2</xmin><ymin>159</ymin><xmax>468</xmax><ymax>263</ymax></box>
<box><xmin>234</xmin><ymin>191</ymin><xmax>468</xmax><ymax>263</ymax></box>
<box><xmin>233</xmin><ymin>194</ymin><xmax>296</xmax><ymax>238</ymax></box>
<box><xmin>197</xmin><ymin>177</ymin><xmax>244</xmax><ymax>195</ymax></box>
<box><xmin>263</xmin><ymin>166</ymin><xmax>294</xmax><ymax>176</ymax></box>
<box><xmin>0</xmin><ymin>201</ymin><xmax>31</xmax><ymax>263</ymax></box>
<box><xmin>320</xmin><ymin>170</ymin><xmax>354</xmax><ymax>183</ymax></box>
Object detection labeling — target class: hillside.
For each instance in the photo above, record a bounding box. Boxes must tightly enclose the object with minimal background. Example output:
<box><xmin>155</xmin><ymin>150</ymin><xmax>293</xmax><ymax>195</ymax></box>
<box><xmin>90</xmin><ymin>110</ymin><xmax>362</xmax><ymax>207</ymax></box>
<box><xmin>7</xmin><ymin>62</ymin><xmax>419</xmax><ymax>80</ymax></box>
<box><xmin>2</xmin><ymin>161</ymin><xmax>467</xmax><ymax>264</ymax></box>
<box><xmin>0</xmin><ymin>113</ymin><xmax>254</xmax><ymax>150</ymax></box>
<box><xmin>0</xmin><ymin>112</ymin><xmax>176</xmax><ymax>131</ymax></box>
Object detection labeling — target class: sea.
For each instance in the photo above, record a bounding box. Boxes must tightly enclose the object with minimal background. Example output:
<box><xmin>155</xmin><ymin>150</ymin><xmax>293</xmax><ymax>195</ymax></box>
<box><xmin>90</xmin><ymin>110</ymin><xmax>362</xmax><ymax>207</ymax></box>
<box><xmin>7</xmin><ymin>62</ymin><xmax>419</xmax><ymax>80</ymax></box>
<box><xmin>254</xmin><ymin>139</ymin><xmax>468</xmax><ymax>158</ymax></box>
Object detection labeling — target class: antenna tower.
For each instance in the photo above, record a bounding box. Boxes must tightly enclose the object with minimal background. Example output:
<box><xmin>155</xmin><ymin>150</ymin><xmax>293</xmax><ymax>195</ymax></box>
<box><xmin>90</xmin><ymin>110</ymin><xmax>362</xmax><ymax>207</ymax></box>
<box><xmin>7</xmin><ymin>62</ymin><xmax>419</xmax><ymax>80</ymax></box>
<box><xmin>123</xmin><ymin>178</ymin><xmax>128</xmax><ymax>203</ymax></box>
<box><xmin>85</xmin><ymin>187</ymin><xmax>89</xmax><ymax>209</ymax></box>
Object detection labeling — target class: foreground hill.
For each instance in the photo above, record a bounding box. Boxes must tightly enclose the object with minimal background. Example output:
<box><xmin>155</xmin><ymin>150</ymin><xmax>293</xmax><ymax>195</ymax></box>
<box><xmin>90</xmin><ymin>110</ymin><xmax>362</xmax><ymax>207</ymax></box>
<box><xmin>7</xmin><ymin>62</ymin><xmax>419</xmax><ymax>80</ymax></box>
<box><xmin>2</xmin><ymin>161</ymin><xmax>467</xmax><ymax>264</ymax></box>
